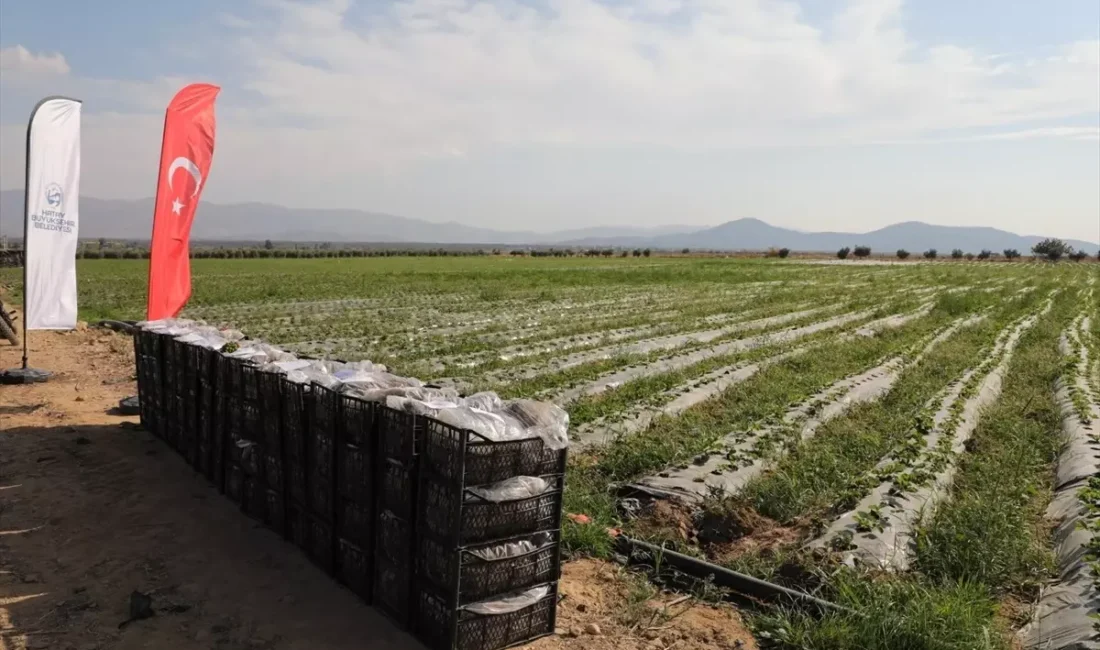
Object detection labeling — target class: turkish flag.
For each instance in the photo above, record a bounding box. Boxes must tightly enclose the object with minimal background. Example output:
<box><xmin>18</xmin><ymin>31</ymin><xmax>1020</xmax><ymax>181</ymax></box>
<box><xmin>147</xmin><ymin>83</ymin><xmax>219</xmax><ymax>320</ymax></box>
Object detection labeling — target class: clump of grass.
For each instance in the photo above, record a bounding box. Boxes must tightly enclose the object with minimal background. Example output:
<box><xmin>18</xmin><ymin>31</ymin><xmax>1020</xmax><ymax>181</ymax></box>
<box><xmin>753</xmin><ymin>570</ymin><xmax>1006</xmax><ymax>650</ymax></box>
<box><xmin>912</xmin><ymin>294</ymin><xmax>1069</xmax><ymax>591</ymax></box>
<box><xmin>738</xmin><ymin>316</ymin><xmax>1008</xmax><ymax>523</ymax></box>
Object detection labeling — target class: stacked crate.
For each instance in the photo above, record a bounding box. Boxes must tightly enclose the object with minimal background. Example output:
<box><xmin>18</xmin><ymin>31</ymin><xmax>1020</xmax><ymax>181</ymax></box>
<box><xmin>193</xmin><ymin>346</ymin><xmax>224</xmax><ymax>488</ymax></box>
<box><xmin>291</xmin><ymin>382</ymin><xmax>339</xmax><ymax>573</ymax></box>
<box><xmin>373</xmin><ymin>407</ymin><xmax>425</xmax><ymax>625</ymax></box>
<box><xmin>257</xmin><ymin>368</ymin><xmax>289</xmax><ymax>535</ymax></box>
<box><xmin>133</xmin><ymin>328</ymin><xmax>567</xmax><ymax>650</ymax></box>
<box><xmin>373</xmin><ymin>410</ymin><xmax>566</xmax><ymax>650</ymax></box>
<box><xmin>334</xmin><ymin>393</ymin><xmax>376</xmax><ymax>601</ymax></box>
<box><xmin>223</xmin><ymin>357</ymin><xmax>269</xmax><ymax>523</ymax></box>
<box><xmin>132</xmin><ymin>329</ymin><xmax>163</xmax><ymax>437</ymax></box>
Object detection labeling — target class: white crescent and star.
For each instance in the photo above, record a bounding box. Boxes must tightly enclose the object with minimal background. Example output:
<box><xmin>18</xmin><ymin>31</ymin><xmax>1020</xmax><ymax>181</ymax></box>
<box><xmin>167</xmin><ymin>156</ymin><xmax>203</xmax><ymax>215</ymax></box>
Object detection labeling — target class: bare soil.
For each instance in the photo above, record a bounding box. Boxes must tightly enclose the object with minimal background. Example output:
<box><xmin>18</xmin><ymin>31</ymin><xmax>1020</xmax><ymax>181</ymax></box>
<box><xmin>1</xmin><ymin>328</ymin><xmax>756</xmax><ymax>650</ymax></box>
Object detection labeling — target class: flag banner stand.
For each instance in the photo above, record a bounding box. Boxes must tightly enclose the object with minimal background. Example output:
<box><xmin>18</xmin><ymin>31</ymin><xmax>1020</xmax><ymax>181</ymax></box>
<box><xmin>147</xmin><ymin>83</ymin><xmax>219</xmax><ymax>321</ymax></box>
<box><xmin>1</xmin><ymin>96</ymin><xmax>82</xmax><ymax>385</ymax></box>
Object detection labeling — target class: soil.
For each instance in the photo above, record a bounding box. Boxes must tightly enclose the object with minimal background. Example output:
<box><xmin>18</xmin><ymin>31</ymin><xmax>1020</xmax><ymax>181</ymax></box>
<box><xmin>1</xmin><ymin>327</ymin><xmax>757</xmax><ymax>650</ymax></box>
<box><xmin>531</xmin><ymin>560</ymin><xmax>756</xmax><ymax>650</ymax></box>
<box><xmin>696</xmin><ymin>506</ymin><xmax>804</xmax><ymax>565</ymax></box>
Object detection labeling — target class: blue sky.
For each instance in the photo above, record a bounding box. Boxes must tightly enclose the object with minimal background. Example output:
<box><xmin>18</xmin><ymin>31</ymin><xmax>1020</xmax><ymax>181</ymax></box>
<box><xmin>1</xmin><ymin>0</ymin><xmax>1097</xmax><ymax>242</ymax></box>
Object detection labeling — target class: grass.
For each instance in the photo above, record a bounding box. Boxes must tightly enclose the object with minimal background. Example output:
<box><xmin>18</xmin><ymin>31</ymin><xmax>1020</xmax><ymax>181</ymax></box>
<box><xmin>561</xmin><ymin>306</ymin><xmax>953</xmax><ymax>556</ymax></box>
<box><xmin>594</xmin><ymin>308</ymin><xmax>956</xmax><ymax>483</ymax></box>
<box><xmin>753</xmin><ymin>571</ymin><xmax>1005</xmax><ymax>650</ymax></box>
<box><xmin>912</xmin><ymin>289</ymin><xmax>1071</xmax><ymax>591</ymax></box>
<box><xmin>737</xmin><ymin>309</ymin><xmax>1014</xmax><ymax>524</ymax></box>
<box><xmin>751</xmin><ymin>287</ymin><xmax>1075</xmax><ymax>649</ymax></box>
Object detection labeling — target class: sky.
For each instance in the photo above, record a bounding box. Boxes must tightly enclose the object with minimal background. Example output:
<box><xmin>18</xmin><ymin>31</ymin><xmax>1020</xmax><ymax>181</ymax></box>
<box><xmin>0</xmin><ymin>0</ymin><xmax>1098</xmax><ymax>242</ymax></box>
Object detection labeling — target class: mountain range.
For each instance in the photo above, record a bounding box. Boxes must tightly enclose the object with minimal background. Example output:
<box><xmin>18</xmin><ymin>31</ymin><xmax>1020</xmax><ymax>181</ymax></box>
<box><xmin>1</xmin><ymin>190</ymin><xmax>1095</xmax><ymax>254</ymax></box>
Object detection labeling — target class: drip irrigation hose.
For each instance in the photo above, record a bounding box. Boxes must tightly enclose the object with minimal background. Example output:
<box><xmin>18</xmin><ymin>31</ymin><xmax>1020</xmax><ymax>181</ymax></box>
<box><xmin>615</xmin><ymin>534</ymin><xmax>856</xmax><ymax>616</ymax></box>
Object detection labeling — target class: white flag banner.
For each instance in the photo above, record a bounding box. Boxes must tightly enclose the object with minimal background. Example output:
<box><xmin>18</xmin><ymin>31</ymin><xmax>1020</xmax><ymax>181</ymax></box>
<box><xmin>24</xmin><ymin>97</ymin><xmax>82</xmax><ymax>330</ymax></box>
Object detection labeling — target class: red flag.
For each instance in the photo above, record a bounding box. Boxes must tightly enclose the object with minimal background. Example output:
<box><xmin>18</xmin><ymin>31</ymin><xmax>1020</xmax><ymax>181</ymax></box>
<box><xmin>147</xmin><ymin>83</ymin><xmax>219</xmax><ymax>320</ymax></box>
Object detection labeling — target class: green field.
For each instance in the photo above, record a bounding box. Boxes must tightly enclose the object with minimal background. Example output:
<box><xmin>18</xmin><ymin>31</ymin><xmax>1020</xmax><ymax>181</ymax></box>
<box><xmin>4</xmin><ymin>256</ymin><xmax>1098</xmax><ymax>648</ymax></box>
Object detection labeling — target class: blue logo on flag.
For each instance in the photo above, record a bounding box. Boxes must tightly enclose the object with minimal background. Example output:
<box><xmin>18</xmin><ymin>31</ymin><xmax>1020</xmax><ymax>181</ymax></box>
<box><xmin>46</xmin><ymin>183</ymin><xmax>63</xmax><ymax>209</ymax></box>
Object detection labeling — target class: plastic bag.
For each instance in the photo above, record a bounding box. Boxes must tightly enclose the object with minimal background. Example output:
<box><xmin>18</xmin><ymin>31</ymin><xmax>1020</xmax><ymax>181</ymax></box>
<box><xmin>175</xmin><ymin>328</ymin><xmax>231</xmax><ymax>351</ymax></box>
<box><xmin>433</xmin><ymin>406</ymin><xmax>529</xmax><ymax>442</ymax></box>
<box><xmin>467</xmin><ymin>532</ymin><xmax>553</xmax><ymax>561</ymax></box>
<box><xmin>464</xmin><ymin>391</ymin><xmax>504</xmax><ymax>412</ymax></box>
<box><xmin>467</xmin><ymin>476</ymin><xmax>550</xmax><ymax>503</ymax></box>
<box><xmin>346</xmin><ymin>384</ymin><xmax>458</xmax><ymax>403</ymax></box>
<box><xmin>285</xmin><ymin>359</ymin><xmax>345</xmax><ymax>385</ymax></box>
<box><xmin>462</xmin><ymin>585</ymin><xmax>551</xmax><ymax>616</ymax></box>
<box><xmin>225</xmin><ymin>342</ymin><xmax>296</xmax><ymax>365</ymax></box>
<box><xmin>501</xmin><ymin>399</ymin><xmax>570</xmax><ymax>450</ymax></box>
<box><xmin>385</xmin><ymin>395</ymin><xmax>463</xmax><ymax>416</ymax></box>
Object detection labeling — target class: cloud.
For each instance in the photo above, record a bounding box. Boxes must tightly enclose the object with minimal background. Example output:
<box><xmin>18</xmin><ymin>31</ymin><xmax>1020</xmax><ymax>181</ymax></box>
<box><xmin>0</xmin><ymin>45</ymin><xmax>70</xmax><ymax>76</ymax></box>
<box><xmin>0</xmin><ymin>0</ymin><xmax>1097</xmax><ymax>242</ymax></box>
<box><xmin>212</xmin><ymin>0</ymin><xmax>1097</xmax><ymax>161</ymax></box>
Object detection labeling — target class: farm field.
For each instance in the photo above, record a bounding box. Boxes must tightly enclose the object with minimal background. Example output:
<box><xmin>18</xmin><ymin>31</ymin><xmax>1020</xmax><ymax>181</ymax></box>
<box><xmin>3</xmin><ymin>256</ymin><xmax>1098</xmax><ymax>648</ymax></box>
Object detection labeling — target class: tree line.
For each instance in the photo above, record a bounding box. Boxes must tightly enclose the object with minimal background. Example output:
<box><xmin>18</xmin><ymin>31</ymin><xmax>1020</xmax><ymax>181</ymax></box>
<box><xmin>6</xmin><ymin>236</ymin><xmax>1095</xmax><ymax>262</ymax></box>
<box><xmin>836</xmin><ymin>238</ymin><xmax>1095</xmax><ymax>262</ymax></box>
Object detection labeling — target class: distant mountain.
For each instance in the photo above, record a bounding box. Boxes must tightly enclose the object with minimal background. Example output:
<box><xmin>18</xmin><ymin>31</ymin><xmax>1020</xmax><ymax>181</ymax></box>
<box><xmin>0</xmin><ymin>190</ymin><xmax>1095</xmax><ymax>253</ymax></box>
<box><xmin>0</xmin><ymin>190</ymin><xmax>689</xmax><ymax>246</ymax></box>
<box><xmin>642</xmin><ymin>218</ymin><xmax>1098</xmax><ymax>254</ymax></box>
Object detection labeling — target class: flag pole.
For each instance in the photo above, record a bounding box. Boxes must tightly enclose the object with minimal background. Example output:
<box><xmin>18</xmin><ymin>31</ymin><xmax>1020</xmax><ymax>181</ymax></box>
<box><xmin>21</xmin><ymin>97</ymin><xmax>37</xmax><ymax>370</ymax></box>
<box><xmin>2</xmin><ymin>95</ymin><xmax>81</xmax><ymax>385</ymax></box>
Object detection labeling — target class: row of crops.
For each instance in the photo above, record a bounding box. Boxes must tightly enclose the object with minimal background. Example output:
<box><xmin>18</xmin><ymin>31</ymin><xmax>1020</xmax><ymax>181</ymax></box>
<box><xmin>19</xmin><ymin>255</ymin><xmax>1097</xmax><ymax>647</ymax></box>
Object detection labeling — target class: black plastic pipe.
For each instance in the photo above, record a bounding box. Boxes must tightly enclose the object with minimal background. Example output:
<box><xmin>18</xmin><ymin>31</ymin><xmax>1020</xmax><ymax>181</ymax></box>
<box><xmin>616</xmin><ymin>534</ymin><xmax>855</xmax><ymax>616</ymax></box>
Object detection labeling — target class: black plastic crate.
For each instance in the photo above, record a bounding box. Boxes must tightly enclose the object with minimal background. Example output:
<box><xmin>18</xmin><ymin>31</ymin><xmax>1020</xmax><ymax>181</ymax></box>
<box><xmin>282</xmin><ymin>379</ymin><xmax>310</xmax><ymax>466</ymax></box>
<box><xmin>196</xmin><ymin>382</ymin><xmax>219</xmax><ymax>481</ymax></box>
<box><xmin>373</xmin><ymin>554</ymin><xmax>414</xmax><ymax>627</ymax></box>
<box><xmin>266</xmin><ymin>488</ymin><xmax>288</xmax><ymax>535</ymax></box>
<box><xmin>338</xmin><ymin>442</ymin><xmax>371</xmax><ymax>504</ymax></box>
<box><xmin>309</xmin><ymin>429</ymin><xmax>335</xmax><ymax>522</ymax></box>
<box><xmin>312</xmin><ymin>383</ymin><xmax>341</xmax><ymax>441</ymax></box>
<box><xmin>218</xmin><ymin>355</ymin><xmax>245</xmax><ymax>400</ymax></box>
<box><xmin>264</xmin><ymin>451</ymin><xmax>284</xmax><ymax>492</ymax></box>
<box><xmin>342</xmin><ymin>395</ymin><xmax>375</xmax><ymax>449</ymax></box>
<box><xmin>210</xmin><ymin>391</ymin><xmax>228</xmax><ymax>492</ymax></box>
<box><xmin>167</xmin><ymin>339</ymin><xmax>192</xmax><ymax>402</ymax></box>
<box><xmin>227</xmin><ymin>397</ymin><xmax>262</xmax><ymax>448</ymax></box>
<box><xmin>257</xmin><ymin>369</ymin><xmax>284</xmax><ymax>449</ymax></box>
<box><xmin>229</xmin><ymin>428</ymin><xmax>263</xmax><ymax>477</ymax></box>
<box><xmin>184</xmin><ymin>343</ymin><xmax>212</xmax><ymax>391</ymax></box>
<box><xmin>378</xmin><ymin>407</ymin><xmax>425</xmax><ymax>461</ymax></box>
<box><xmin>178</xmin><ymin>398</ymin><xmax>200</xmax><ymax>468</ymax></box>
<box><xmin>337</xmin><ymin>499</ymin><xmax>373</xmax><ymax>548</ymax></box>
<box><xmin>337</xmin><ymin>538</ymin><xmax>372</xmax><ymax>603</ymax></box>
<box><xmin>287</xmin><ymin>459</ymin><xmax>307</xmax><ymax>509</ymax></box>
<box><xmin>419</xmin><ymin>475</ymin><xmax>564</xmax><ymax>545</ymax></box>
<box><xmin>379</xmin><ymin>457</ymin><xmax>418</xmax><ymax>519</ymax></box>
<box><xmin>240</xmin><ymin>362</ymin><xmax>261</xmax><ymax>405</ymax></box>
<box><xmin>163</xmin><ymin>393</ymin><xmax>186</xmax><ymax>450</ymax></box>
<box><xmin>423</xmin><ymin>418</ymin><xmax>566</xmax><ymax>488</ymax></box>
<box><xmin>414</xmin><ymin>582</ymin><xmax>557</xmax><ymax>650</ymax></box>
<box><xmin>136</xmin><ymin>355</ymin><xmax>162</xmax><ymax>436</ymax></box>
<box><xmin>288</xmin><ymin>504</ymin><xmax>336</xmax><ymax>574</ymax></box>
<box><xmin>135</xmin><ymin>328</ymin><xmax>158</xmax><ymax>358</ymax></box>
<box><xmin>376</xmin><ymin>509</ymin><xmax>415</xmax><ymax>566</ymax></box>
<box><xmin>282</xmin><ymin>379</ymin><xmax>311</xmax><ymax>505</ymax></box>
<box><xmin>226</xmin><ymin>465</ymin><xmax>265</xmax><ymax>521</ymax></box>
<box><xmin>418</xmin><ymin>531</ymin><xmax>560</xmax><ymax>606</ymax></box>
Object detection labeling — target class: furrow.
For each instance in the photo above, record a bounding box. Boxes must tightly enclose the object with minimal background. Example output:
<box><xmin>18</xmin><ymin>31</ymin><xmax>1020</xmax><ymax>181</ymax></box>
<box><xmin>552</xmin><ymin>305</ymin><xmax>906</xmax><ymax>407</ymax></box>
<box><xmin>569</xmin><ymin>302</ymin><xmax>956</xmax><ymax>450</ymax></box>
<box><xmin>1019</xmin><ymin>307</ymin><xmax>1100</xmax><ymax>650</ymax></box>
<box><xmin>628</xmin><ymin>312</ymin><xmax>981</xmax><ymax>502</ymax></box>
<box><xmin>810</xmin><ymin>297</ymin><xmax>1053</xmax><ymax>569</ymax></box>
<box><xmin>476</xmin><ymin>302</ymin><xmax>845</xmax><ymax>386</ymax></box>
